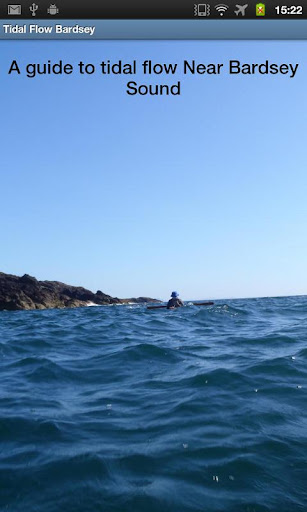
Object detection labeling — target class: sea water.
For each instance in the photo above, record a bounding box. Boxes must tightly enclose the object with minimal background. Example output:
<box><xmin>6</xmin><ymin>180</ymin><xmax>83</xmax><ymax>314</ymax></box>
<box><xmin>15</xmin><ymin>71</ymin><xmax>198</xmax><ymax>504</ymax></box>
<box><xmin>0</xmin><ymin>296</ymin><xmax>306</xmax><ymax>512</ymax></box>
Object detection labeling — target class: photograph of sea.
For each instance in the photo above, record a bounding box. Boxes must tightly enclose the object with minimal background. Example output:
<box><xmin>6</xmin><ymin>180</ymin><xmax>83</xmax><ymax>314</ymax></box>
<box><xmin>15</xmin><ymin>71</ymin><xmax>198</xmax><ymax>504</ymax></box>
<box><xmin>1</xmin><ymin>296</ymin><xmax>307</xmax><ymax>511</ymax></box>
<box><xmin>1</xmin><ymin>39</ymin><xmax>307</xmax><ymax>511</ymax></box>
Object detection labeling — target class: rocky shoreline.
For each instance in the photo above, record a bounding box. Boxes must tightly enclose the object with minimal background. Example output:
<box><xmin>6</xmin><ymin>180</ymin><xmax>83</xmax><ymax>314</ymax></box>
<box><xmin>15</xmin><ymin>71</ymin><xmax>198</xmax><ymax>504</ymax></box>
<box><xmin>0</xmin><ymin>272</ymin><xmax>158</xmax><ymax>311</ymax></box>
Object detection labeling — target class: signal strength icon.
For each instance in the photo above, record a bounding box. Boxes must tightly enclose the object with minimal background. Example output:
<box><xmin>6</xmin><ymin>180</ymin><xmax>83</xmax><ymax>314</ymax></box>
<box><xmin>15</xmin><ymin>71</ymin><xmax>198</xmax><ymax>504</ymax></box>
<box><xmin>215</xmin><ymin>3</ymin><xmax>229</xmax><ymax>15</ymax></box>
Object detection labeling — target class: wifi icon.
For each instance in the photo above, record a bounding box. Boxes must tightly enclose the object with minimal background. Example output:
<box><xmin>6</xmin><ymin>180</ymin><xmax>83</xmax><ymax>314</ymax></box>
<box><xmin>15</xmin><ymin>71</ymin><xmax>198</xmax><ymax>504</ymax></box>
<box><xmin>215</xmin><ymin>3</ymin><xmax>229</xmax><ymax>15</ymax></box>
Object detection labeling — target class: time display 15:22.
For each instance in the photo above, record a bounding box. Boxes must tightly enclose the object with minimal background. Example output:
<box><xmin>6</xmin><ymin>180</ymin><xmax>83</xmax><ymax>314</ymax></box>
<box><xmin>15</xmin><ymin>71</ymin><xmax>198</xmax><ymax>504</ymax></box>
<box><xmin>275</xmin><ymin>5</ymin><xmax>303</xmax><ymax>14</ymax></box>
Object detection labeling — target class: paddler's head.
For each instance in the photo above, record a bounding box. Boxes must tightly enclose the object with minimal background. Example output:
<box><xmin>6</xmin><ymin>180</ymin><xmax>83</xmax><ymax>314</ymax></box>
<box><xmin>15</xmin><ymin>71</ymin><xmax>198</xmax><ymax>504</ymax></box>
<box><xmin>171</xmin><ymin>291</ymin><xmax>179</xmax><ymax>298</ymax></box>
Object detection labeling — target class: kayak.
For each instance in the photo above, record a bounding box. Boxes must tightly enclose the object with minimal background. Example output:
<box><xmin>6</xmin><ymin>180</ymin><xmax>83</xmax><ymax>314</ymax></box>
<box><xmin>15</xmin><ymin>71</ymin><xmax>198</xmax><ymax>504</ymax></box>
<box><xmin>147</xmin><ymin>301</ymin><xmax>214</xmax><ymax>310</ymax></box>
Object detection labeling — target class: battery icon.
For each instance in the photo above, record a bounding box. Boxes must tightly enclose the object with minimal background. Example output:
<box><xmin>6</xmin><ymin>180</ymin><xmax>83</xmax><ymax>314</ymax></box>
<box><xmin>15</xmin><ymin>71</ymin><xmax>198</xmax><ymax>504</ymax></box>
<box><xmin>256</xmin><ymin>3</ymin><xmax>265</xmax><ymax>15</ymax></box>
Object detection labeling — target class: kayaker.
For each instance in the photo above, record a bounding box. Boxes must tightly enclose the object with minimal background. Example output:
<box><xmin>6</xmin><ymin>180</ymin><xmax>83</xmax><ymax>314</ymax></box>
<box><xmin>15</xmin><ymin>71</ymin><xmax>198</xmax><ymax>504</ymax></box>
<box><xmin>167</xmin><ymin>291</ymin><xmax>184</xmax><ymax>309</ymax></box>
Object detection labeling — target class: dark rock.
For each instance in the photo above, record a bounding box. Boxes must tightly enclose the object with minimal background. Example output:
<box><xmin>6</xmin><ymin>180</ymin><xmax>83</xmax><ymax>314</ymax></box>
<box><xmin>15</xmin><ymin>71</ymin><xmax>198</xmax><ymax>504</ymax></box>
<box><xmin>120</xmin><ymin>297</ymin><xmax>162</xmax><ymax>304</ymax></box>
<box><xmin>20</xmin><ymin>274</ymin><xmax>38</xmax><ymax>285</ymax></box>
<box><xmin>0</xmin><ymin>272</ymin><xmax>158</xmax><ymax>311</ymax></box>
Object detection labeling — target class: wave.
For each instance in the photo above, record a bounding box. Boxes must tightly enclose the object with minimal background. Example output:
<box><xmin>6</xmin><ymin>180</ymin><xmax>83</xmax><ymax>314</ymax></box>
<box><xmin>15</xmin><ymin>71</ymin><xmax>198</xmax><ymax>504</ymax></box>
<box><xmin>0</xmin><ymin>295</ymin><xmax>307</xmax><ymax>512</ymax></box>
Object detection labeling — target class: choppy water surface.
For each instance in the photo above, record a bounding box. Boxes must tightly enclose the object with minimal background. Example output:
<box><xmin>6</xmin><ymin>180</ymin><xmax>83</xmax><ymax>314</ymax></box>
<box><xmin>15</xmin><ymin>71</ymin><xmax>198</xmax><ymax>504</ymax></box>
<box><xmin>0</xmin><ymin>296</ymin><xmax>307</xmax><ymax>512</ymax></box>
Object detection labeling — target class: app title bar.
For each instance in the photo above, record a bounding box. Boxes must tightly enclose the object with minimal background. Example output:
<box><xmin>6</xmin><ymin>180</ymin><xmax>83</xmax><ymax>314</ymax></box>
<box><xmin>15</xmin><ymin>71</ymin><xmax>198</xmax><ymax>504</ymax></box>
<box><xmin>1</xmin><ymin>20</ymin><xmax>307</xmax><ymax>39</ymax></box>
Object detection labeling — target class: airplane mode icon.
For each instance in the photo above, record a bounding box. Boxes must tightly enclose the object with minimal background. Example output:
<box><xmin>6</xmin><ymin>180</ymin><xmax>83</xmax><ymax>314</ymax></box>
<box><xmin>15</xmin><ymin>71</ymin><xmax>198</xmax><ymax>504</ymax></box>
<box><xmin>234</xmin><ymin>4</ymin><xmax>248</xmax><ymax>15</ymax></box>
